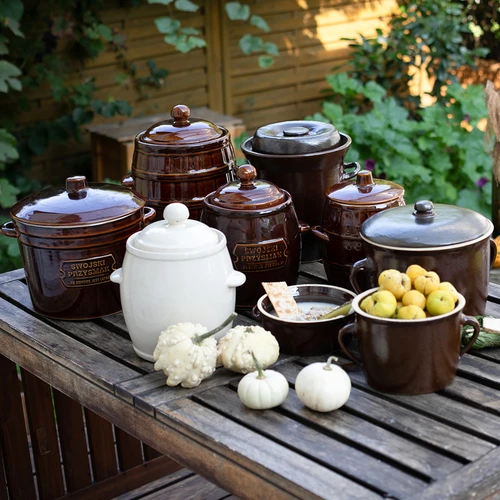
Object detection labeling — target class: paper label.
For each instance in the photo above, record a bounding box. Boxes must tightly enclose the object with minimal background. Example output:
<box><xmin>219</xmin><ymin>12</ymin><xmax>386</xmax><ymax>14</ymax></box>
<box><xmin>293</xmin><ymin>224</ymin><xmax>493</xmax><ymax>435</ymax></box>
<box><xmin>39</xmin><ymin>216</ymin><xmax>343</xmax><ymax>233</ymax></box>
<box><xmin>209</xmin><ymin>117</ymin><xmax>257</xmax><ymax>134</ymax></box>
<box><xmin>60</xmin><ymin>254</ymin><xmax>117</xmax><ymax>288</ymax></box>
<box><xmin>232</xmin><ymin>238</ymin><xmax>288</xmax><ymax>272</ymax></box>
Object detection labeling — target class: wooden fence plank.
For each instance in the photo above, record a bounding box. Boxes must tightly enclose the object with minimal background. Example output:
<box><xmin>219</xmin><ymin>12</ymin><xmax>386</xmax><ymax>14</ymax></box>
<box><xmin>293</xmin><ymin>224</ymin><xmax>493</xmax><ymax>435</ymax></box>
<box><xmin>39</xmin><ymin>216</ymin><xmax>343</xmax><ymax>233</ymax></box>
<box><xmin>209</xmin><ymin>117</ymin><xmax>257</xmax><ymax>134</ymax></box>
<box><xmin>115</xmin><ymin>427</ymin><xmax>144</xmax><ymax>472</ymax></box>
<box><xmin>21</xmin><ymin>369</ymin><xmax>65</xmax><ymax>500</ymax></box>
<box><xmin>0</xmin><ymin>355</ymin><xmax>37</xmax><ymax>500</ymax></box>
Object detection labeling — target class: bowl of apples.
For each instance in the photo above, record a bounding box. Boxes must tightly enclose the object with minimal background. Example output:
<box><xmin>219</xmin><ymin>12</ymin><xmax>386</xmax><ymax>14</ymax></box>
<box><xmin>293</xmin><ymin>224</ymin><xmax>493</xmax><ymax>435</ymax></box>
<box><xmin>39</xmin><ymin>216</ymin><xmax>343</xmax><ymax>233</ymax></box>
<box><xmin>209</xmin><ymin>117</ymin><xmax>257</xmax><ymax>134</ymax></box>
<box><xmin>339</xmin><ymin>265</ymin><xmax>480</xmax><ymax>395</ymax></box>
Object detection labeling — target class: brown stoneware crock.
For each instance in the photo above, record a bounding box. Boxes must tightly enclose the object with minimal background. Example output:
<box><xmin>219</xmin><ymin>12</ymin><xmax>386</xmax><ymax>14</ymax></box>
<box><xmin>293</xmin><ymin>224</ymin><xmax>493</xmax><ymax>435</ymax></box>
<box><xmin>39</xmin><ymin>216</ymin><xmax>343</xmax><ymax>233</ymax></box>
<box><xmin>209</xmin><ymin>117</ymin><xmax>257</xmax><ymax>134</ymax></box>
<box><xmin>123</xmin><ymin>104</ymin><xmax>236</xmax><ymax>221</ymax></box>
<box><xmin>338</xmin><ymin>287</ymin><xmax>479</xmax><ymax>395</ymax></box>
<box><xmin>312</xmin><ymin>170</ymin><xmax>405</xmax><ymax>291</ymax></box>
<box><xmin>241</xmin><ymin>126</ymin><xmax>360</xmax><ymax>262</ymax></box>
<box><xmin>350</xmin><ymin>200</ymin><xmax>497</xmax><ymax>316</ymax></box>
<box><xmin>1</xmin><ymin>176</ymin><xmax>155</xmax><ymax>320</ymax></box>
<box><xmin>201</xmin><ymin>164</ymin><xmax>305</xmax><ymax>309</ymax></box>
<box><xmin>253</xmin><ymin>284</ymin><xmax>355</xmax><ymax>356</ymax></box>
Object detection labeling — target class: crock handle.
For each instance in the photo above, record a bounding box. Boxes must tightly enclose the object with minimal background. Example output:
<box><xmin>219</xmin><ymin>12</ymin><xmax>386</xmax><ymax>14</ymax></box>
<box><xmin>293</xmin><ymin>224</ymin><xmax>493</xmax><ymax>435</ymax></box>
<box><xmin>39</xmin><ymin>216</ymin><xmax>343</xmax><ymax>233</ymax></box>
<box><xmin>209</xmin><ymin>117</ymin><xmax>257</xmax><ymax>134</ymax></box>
<box><xmin>338</xmin><ymin>323</ymin><xmax>362</xmax><ymax>366</ymax></box>
<box><xmin>311</xmin><ymin>225</ymin><xmax>329</xmax><ymax>242</ymax></box>
<box><xmin>460</xmin><ymin>314</ymin><xmax>480</xmax><ymax>356</ymax></box>
<box><xmin>1</xmin><ymin>221</ymin><xmax>17</xmax><ymax>238</ymax></box>
<box><xmin>110</xmin><ymin>268</ymin><xmax>123</xmax><ymax>284</ymax></box>
<box><xmin>341</xmin><ymin>161</ymin><xmax>361</xmax><ymax>182</ymax></box>
<box><xmin>122</xmin><ymin>174</ymin><xmax>135</xmax><ymax>189</ymax></box>
<box><xmin>299</xmin><ymin>220</ymin><xmax>310</xmax><ymax>233</ymax></box>
<box><xmin>227</xmin><ymin>270</ymin><xmax>246</xmax><ymax>288</ymax></box>
<box><xmin>143</xmin><ymin>206</ymin><xmax>156</xmax><ymax>224</ymax></box>
<box><xmin>252</xmin><ymin>305</ymin><xmax>261</xmax><ymax>320</ymax></box>
<box><xmin>489</xmin><ymin>237</ymin><xmax>498</xmax><ymax>269</ymax></box>
<box><xmin>350</xmin><ymin>258</ymin><xmax>368</xmax><ymax>294</ymax></box>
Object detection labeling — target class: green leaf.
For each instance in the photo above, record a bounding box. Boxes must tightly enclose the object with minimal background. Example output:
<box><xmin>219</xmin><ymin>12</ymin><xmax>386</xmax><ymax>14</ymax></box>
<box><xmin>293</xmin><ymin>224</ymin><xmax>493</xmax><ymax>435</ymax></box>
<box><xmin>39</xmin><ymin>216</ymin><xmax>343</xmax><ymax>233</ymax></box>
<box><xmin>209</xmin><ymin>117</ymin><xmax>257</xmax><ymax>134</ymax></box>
<box><xmin>361</xmin><ymin>81</ymin><xmax>386</xmax><ymax>103</ymax></box>
<box><xmin>95</xmin><ymin>24</ymin><xmax>113</xmax><ymax>41</ymax></box>
<box><xmin>225</xmin><ymin>2</ymin><xmax>250</xmax><ymax>21</ymax></box>
<box><xmin>4</xmin><ymin>18</ymin><xmax>24</xmax><ymax>38</ymax></box>
<box><xmin>155</xmin><ymin>17</ymin><xmax>181</xmax><ymax>35</ymax></box>
<box><xmin>258</xmin><ymin>55</ymin><xmax>274</xmax><ymax>68</ymax></box>
<box><xmin>0</xmin><ymin>178</ymin><xmax>20</xmax><ymax>208</ymax></box>
<box><xmin>239</xmin><ymin>34</ymin><xmax>262</xmax><ymax>55</ymax></box>
<box><xmin>179</xmin><ymin>27</ymin><xmax>200</xmax><ymax>35</ymax></box>
<box><xmin>263</xmin><ymin>42</ymin><xmax>279</xmax><ymax>56</ymax></box>
<box><xmin>0</xmin><ymin>129</ymin><xmax>18</xmax><ymax>162</ymax></box>
<box><xmin>148</xmin><ymin>0</ymin><xmax>174</xmax><ymax>3</ymax></box>
<box><xmin>250</xmin><ymin>15</ymin><xmax>270</xmax><ymax>32</ymax></box>
<box><xmin>6</xmin><ymin>77</ymin><xmax>21</xmax><ymax>91</ymax></box>
<box><xmin>322</xmin><ymin>101</ymin><xmax>343</xmax><ymax>124</ymax></box>
<box><xmin>0</xmin><ymin>60</ymin><xmax>22</xmax><ymax>93</ymax></box>
<box><xmin>175</xmin><ymin>35</ymin><xmax>206</xmax><ymax>53</ymax></box>
<box><xmin>115</xmin><ymin>100</ymin><xmax>133</xmax><ymax>115</ymax></box>
<box><xmin>325</xmin><ymin>73</ymin><xmax>361</xmax><ymax>95</ymax></box>
<box><xmin>0</xmin><ymin>36</ymin><xmax>8</xmax><ymax>55</ymax></box>
<box><xmin>174</xmin><ymin>0</ymin><xmax>199</xmax><ymax>12</ymax></box>
<box><xmin>1</xmin><ymin>0</ymin><xmax>24</xmax><ymax>21</ymax></box>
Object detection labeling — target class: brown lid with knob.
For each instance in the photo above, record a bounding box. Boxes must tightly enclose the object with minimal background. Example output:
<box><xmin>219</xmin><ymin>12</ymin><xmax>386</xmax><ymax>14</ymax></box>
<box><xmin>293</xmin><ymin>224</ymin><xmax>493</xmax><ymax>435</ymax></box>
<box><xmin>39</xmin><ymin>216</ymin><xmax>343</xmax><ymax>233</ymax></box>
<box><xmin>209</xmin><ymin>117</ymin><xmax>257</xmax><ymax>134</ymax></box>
<box><xmin>206</xmin><ymin>164</ymin><xmax>287</xmax><ymax>210</ymax></box>
<box><xmin>138</xmin><ymin>104</ymin><xmax>225</xmax><ymax>147</ymax></box>
<box><xmin>326</xmin><ymin>170</ymin><xmax>405</xmax><ymax>205</ymax></box>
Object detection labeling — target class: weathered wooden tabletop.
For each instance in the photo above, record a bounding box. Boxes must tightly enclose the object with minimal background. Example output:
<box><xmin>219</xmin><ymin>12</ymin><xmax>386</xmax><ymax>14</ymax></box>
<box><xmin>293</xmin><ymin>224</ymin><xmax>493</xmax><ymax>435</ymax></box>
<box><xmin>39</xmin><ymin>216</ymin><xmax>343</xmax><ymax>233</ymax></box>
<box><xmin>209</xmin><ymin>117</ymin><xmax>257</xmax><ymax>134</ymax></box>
<box><xmin>2</xmin><ymin>263</ymin><xmax>500</xmax><ymax>500</ymax></box>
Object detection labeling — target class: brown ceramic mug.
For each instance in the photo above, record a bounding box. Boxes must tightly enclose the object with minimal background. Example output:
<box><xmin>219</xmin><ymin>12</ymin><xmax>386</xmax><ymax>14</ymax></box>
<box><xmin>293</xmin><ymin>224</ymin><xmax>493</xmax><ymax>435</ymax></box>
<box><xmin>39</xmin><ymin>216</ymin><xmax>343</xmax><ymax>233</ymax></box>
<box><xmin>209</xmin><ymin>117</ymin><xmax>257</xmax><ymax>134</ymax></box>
<box><xmin>338</xmin><ymin>288</ymin><xmax>480</xmax><ymax>395</ymax></box>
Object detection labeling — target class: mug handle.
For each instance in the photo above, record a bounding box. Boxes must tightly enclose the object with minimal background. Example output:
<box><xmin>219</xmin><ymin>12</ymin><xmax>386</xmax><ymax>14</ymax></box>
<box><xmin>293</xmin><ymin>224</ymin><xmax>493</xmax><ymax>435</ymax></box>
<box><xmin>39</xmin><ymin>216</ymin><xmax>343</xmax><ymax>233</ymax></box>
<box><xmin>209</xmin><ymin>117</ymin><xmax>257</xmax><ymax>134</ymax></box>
<box><xmin>299</xmin><ymin>220</ymin><xmax>311</xmax><ymax>233</ymax></box>
<box><xmin>489</xmin><ymin>238</ymin><xmax>497</xmax><ymax>269</ymax></box>
<box><xmin>338</xmin><ymin>323</ymin><xmax>362</xmax><ymax>366</ymax></box>
<box><xmin>350</xmin><ymin>258</ymin><xmax>368</xmax><ymax>294</ymax></box>
<box><xmin>341</xmin><ymin>161</ymin><xmax>361</xmax><ymax>182</ymax></box>
<box><xmin>252</xmin><ymin>305</ymin><xmax>261</xmax><ymax>320</ymax></box>
<box><xmin>1</xmin><ymin>221</ymin><xmax>17</xmax><ymax>238</ymax></box>
<box><xmin>311</xmin><ymin>225</ymin><xmax>329</xmax><ymax>242</ymax></box>
<box><xmin>460</xmin><ymin>314</ymin><xmax>480</xmax><ymax>356</ymax></box>
<box><xmin>143</xmin><ymin>206</ymin><xmax>156</xmax><ymax>224</ymax></box>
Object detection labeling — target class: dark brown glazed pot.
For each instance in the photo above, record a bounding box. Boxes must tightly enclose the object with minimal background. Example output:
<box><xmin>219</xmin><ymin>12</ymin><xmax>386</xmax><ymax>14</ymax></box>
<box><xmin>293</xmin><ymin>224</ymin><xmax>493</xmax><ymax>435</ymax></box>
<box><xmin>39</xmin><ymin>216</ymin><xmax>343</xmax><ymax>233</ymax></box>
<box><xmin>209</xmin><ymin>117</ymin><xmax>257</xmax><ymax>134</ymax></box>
<box><xmin>350</xmin><ymin>200</ymin><xmax>497</xmax><ymax>316</ymax></box>
<box><xmin>312</xmin><ymin>170</ymin><xmax>405</xmax><ymax>290</ymax></box>
<box><xmin>123</xmin><ymin>104</ymin><xmax>236</xmax><ymax>221</ymax></box>
<box><xmin>338</xmin><ymin>287</ymin><xmax>479</xmax><ymax>395</ymax></box>
<box><xmin>201</xmin><ymin>165</ymin><xmax>305</xmax><ymax>309</ymax></box>
<box><xmin>1</xmin><ymin>176</ymin><xmax>155</xmax><ymax>320</ymax></box>
<box><xmin>253</xmin><ymin>284</ymin><xmax>355</xmax><ymax>356</ymax></box>
<box><xmin>241</xmin><ymin>132</ymin><xmax>360</xmax><ymax>262</ymax></box>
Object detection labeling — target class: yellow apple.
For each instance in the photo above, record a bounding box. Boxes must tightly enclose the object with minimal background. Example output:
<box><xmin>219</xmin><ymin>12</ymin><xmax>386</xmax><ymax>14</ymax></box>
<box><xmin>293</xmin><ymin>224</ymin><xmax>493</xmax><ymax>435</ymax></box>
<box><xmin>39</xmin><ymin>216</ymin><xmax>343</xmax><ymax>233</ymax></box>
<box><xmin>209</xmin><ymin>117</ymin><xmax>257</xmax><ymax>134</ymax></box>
<box><xmin>397</xmin><ymin>304</ymin><xmax>427</xmax><ymax>320</ymax></box>
<box><xmin>402</xmin><ymin>289</ymin><xmax>426</xmax><ymax>310</ymax></box>
<box><xmin>360</xmin><ymin>290</ymin><xmax>397</xmax><ymax>318</ymax></box>
<box><xmin>438</xmin><ymin>282</ymin><xmax>459</xmax><ymax>303</ymax></box>
<box><xmin>405</xmin><ymin>264</ymin><xmax>427</xmax><ymax>284</ymax></box>
<box><xmin>413</xmin><ymin>272</ymin><xmax>440</xmax><ymax>296</ymax></box>
<box><xmin>426</xmin><ymin>290</ymin><xmax>455</xmax><ymax>316</ymax></box>
<box><xmin>379</xmin><ymin>271</ymin><xmax>411</xmax><ymax>299</ymax></box>
<box><xmin>378</xmin><ymin>269</ymin><xmax>400</xmax><ymax>286</ymax></box>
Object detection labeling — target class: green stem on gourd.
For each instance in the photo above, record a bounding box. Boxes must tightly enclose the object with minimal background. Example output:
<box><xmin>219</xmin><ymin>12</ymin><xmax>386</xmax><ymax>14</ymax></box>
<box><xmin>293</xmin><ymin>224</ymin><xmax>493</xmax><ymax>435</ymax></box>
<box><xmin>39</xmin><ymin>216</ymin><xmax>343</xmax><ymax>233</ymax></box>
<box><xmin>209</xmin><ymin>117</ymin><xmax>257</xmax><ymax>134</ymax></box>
<box><xmin>319</xmin><ymin>301</ymin><xmax>353</xmax><ymax>320</ymax></box>
<box><xmin>250</xmin><ymin>350</ymin><xmax>266</xmax><ymax>379</ymax></box>
<box><xmin>193</xmin><ymin>312</ymin><xmax>237</xmax><ymax>344</ymax></box>
<box><xmin>324</xmin><ymin>356</ymin><xmax>338</xmax><ymax>371</ymax></box>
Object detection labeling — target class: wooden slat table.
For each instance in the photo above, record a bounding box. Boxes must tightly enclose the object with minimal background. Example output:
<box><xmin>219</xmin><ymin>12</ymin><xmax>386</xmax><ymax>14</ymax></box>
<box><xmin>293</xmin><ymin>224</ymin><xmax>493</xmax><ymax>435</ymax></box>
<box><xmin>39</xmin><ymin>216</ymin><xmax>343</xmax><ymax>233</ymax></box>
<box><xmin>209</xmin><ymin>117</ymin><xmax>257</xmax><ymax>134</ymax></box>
<box><xmin>2</xmin><ymin>263</ymin><xmax>500</xmax><ymax>499</ymax></box>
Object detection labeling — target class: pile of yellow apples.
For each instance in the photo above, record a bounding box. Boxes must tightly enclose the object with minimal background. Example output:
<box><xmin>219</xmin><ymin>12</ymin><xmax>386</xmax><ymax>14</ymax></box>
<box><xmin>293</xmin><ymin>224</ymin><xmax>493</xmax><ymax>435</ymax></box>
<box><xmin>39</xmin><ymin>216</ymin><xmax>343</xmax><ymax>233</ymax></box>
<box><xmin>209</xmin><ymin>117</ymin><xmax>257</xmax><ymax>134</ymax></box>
<box><xmin>360</xmin><ymin>264</ymin><xmax>459</xmax><ymax>319</ymax></box>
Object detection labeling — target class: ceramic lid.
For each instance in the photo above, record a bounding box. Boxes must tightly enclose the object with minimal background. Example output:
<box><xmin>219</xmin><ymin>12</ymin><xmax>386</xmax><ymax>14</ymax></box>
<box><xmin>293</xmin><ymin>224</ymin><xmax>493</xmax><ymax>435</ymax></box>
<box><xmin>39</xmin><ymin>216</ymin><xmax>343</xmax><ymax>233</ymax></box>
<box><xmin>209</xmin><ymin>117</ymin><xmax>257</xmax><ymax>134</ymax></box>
<box><xmin>11</xmin><ymin>176</ymin><xmax>146</xmax><ymax>226</ymax></box>
<box><xmin>133</xmin><ymin>202</ymin><xmax>218</xmax><ymax>253</ymax></box>
<box><xmin>253</xmin><ymin>120</ymin><xmax>341</xmax><ymax>155</ymax></box>
<box><xmin>327</xmin><ymin>170</ymin><xmax>404</xmax><ymax>205</ymax></box>
<box><xmin>361</xmin><ymin>200</ymin><xmax>494</xmax><ymax>248</ymax></box>
<box><xmin>206</xmin><ymin>164</ymin><xmax>286</xmax><ymax>210</ymax></box>
<box><xmin>138</xmin><ymin>104</ymin><xmax>224</xmax><ymax>147</ymax></box>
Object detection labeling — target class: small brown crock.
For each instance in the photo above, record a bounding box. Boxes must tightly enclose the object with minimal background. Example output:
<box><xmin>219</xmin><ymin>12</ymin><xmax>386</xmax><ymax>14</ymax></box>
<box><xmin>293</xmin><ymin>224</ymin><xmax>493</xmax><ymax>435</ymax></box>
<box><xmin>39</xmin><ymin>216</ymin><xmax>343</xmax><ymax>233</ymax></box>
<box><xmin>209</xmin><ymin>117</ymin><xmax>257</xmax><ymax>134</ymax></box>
<box><xmin>312</xmin><ymin>170</ymin><xmax>405</xmax><ymax>290</ymax></box>
<box><xmin>1</xmin><ymin>176</ymin><xmax>155</xmax><ymax>320</ymax></box>
<box><xmin>201</xmin><ymin>165</ymin><xmax>305</xmax><ymax>309</ymax></box>
<box><xmin>350</xmin><ymin>200</ymin><xmax>497</xmax><ymax>316</ymax></box>
<box><xmin>123</xmin><ymin>104</ymin><xmax>237</xmax><ymax>221</ymax></box>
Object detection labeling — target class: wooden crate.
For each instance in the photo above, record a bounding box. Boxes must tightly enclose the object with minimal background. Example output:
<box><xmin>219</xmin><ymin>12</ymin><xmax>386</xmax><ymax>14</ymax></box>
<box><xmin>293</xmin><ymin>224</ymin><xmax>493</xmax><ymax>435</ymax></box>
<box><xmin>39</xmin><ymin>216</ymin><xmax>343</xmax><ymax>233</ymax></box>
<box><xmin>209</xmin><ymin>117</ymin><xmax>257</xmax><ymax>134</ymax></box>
<box><xmin>86</xmin><ymin>107</ymin><xmax>246</xmax><ymax>182</ymax></box>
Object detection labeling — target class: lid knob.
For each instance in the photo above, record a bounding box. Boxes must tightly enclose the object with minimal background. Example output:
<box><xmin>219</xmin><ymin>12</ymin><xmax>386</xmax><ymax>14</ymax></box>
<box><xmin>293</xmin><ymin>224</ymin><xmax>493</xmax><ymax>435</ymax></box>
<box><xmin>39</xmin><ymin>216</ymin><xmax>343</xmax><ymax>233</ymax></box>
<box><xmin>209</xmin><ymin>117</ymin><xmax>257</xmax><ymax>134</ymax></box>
<box><xmin>413</xmin><ymin>200</ymin><xmax>436</xmax><ymax>223</ymax></box>
<box><xmin>283</xmin><ymin>126</ymin><xmax>309</xmax><ymax>137</ymax></box>
<box><xmin>355</xmin><ymin>170</ymin><xmax>375</xmax><ymax>192</ymax></box>
<box><xmin>164</xmin><ymin>203</ymin><xmax>189</xmax><ymax>225</ymax></box>
<box><xmin>66</xmin><ymin>176</ymin><xmax>88</xmax><ymax>200</ymax></box>
<box><xmin>171</xmin><ymin>104</ymin><xmax>190</xmax><ymax>127</ymax></box>
<box><xmin>236</xmin><ymin>164</ymin><xmax>257</xmax><ymax>190</ymax></box>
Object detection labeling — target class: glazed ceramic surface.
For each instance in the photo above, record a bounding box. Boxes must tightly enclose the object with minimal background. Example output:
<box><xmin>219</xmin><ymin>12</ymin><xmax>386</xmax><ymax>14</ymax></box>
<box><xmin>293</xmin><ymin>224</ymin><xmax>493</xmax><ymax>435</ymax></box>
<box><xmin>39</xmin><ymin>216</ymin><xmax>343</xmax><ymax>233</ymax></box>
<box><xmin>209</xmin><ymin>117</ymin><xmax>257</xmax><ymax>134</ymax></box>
<box><xmin>123</xmin><ymin>104</ymin><xmax>236</xmax><ymax>221</ymax></box>
<box><xmin>111</xmin><ymin>203</ymin><xmax>245</xmax><ymax>361</ymax></box>
<box><xmin>350</xmin><ymin>200</ymin><xmax>497</xmax><ymax>315</ymax></box>
<box><xmin>241</xmin><ymin>132</ymin><xmax>359</xmax><ymax>261</ymax></box>
<box><xmin>338</xmin><ymin>288</ymin><xmax>479</xmax><ymax>395</ymax></box>
<box><xmin>253</xmin><ymin>284</ymin><xmax>355</xmax><ymax>355</ymax></box>
<box><xmin>1</xmin><ymin>176</ymin><xmax>154</xmax><ymax>320</ymax></box>
<box><xmin>201</xmin><ymin>165</ymin><xmax>303</xmax><ymax>309</ymax></box>
<box><xmin>313</xmin><ymin>170</ymin><xmax>405</xmax><ymax>290</ymax></box>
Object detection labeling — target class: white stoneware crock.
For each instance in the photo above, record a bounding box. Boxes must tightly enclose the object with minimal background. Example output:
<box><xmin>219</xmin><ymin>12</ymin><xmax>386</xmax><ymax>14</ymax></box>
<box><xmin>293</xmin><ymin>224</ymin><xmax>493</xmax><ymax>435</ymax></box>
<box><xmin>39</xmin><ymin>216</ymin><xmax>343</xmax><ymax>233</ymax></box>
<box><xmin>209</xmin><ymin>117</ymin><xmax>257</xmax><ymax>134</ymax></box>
<box><xmin>111</xmin><ymin>202</ymin><xmax>246</xmax><ymax>361</ymax></box>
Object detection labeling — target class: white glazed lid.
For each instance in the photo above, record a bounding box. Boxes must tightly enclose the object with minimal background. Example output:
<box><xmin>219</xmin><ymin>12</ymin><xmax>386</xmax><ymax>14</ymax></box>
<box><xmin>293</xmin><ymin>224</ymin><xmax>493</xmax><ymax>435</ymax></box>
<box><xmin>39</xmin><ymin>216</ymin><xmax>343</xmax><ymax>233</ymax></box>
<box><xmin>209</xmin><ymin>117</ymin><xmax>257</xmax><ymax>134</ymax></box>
<box><xmin>133</xmin><ymin>203</ymin><xmax>219</xmax><ymax>253</ymax></box>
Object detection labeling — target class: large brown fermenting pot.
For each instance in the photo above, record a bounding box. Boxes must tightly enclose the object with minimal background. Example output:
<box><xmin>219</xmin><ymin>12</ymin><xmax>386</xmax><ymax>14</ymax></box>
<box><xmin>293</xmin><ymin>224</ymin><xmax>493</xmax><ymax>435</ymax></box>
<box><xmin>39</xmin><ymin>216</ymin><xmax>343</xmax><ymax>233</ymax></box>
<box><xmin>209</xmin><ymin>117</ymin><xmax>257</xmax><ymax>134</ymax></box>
<box><xmin>201</xmin><ymin>165</ymin><xmax>303</xmax><ymax>309</ymax></box>
<box><xmin>123</xmin><ymin>104</ymin><xmax>237</xmax><ymax>221</ymax></box>
<box><xmin>1</xmin><ymin>176</ymin><xmax>155</xmax><ymax>320</ymax></box>
<box><xmin>350</xmin><ymin>200</ymin><xmax>497</xmax><ymax>316</ymax></box>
